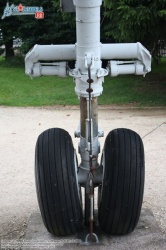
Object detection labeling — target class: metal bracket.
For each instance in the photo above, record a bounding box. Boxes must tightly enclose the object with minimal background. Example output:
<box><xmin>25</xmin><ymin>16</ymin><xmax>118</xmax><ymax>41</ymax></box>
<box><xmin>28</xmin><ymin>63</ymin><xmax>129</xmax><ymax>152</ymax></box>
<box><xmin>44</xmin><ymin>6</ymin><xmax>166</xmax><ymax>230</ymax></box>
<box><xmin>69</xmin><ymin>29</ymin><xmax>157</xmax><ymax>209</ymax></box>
<box><xmin>84</xmin><ymin>233</ymin><xmax>99</xmax><ymax>245</ymax></box>
<box><xmin>97</xmin><ymin>68</ymin><xmax>108</xmax><ymax>78</ymax></box>
<box><xmin>85</xmin><ymin>53</ymin><xmax>95</xmax><ymax>69</ymax></box>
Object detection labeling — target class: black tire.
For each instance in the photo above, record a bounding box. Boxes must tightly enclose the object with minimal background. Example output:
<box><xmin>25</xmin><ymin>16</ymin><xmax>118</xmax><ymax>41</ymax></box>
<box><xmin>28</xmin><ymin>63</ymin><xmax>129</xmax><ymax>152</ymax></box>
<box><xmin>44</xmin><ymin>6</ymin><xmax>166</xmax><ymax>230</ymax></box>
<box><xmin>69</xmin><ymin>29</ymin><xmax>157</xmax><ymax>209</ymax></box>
<box><xmin>35</xmin><ymin>128</ymin><xmax>83</xmax><ymax>236</ymax></box>
<box><xmin>98</xmin><ymin>128</ymin><xmax>145</xmax><ymax>235</ymax></box>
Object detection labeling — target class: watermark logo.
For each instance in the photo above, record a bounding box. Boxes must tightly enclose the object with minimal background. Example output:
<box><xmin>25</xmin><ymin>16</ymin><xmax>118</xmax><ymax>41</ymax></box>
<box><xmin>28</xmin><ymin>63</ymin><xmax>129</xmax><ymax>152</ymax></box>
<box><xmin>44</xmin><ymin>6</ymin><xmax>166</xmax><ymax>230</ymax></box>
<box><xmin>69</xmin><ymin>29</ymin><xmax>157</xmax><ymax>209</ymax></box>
<box><xmin>17</xmin><ymin>3</ymin><xmax>24</xmax><ymax>12</ymax></box>
<box><xmin>1</xmin><ymin>2</ymin><xmax>44</xmax><ymax>19</ymax></box>
<box><xmin>1</xmin><ymin>239</ymin><xmax>82</xmax><ymax>249</ymax></box>
<box><xmin>35</xmin><ymin>11</ymin><xmax>44</xmax><ymax>19</ymax></box>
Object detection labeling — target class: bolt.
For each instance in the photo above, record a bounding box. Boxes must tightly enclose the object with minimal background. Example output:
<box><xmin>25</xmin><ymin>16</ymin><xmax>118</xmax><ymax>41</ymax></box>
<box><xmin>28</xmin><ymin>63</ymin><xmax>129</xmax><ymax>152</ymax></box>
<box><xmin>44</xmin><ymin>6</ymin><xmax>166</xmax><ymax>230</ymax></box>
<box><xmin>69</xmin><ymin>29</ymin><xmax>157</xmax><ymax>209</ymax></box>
<box><xmin>87</xmin><ymin>79</ymin><xmax>94</xmax><ymax>84</ymax></box>
<box><xmin>86</xmin><ymin>88</ymin><xmax>93</xmax><ymax>93</ymax></box>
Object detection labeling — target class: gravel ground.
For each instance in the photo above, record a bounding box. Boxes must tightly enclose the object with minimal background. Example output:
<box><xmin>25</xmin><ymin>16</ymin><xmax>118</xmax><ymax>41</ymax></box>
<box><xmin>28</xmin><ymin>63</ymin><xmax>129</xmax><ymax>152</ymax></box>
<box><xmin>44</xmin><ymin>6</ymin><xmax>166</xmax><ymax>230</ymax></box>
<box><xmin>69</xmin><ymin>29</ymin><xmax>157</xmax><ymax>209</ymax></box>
<box><xmin>0</xmin><ymin>106</ymin><xmax>166</xmax><ymax>242</ymax></box>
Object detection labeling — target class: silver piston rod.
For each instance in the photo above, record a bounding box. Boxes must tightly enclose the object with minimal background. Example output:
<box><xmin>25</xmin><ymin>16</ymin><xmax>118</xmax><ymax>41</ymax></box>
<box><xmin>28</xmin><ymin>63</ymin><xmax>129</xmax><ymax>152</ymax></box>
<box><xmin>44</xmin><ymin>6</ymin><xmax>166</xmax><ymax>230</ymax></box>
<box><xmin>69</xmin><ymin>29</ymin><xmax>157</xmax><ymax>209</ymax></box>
<box><xmin>78</xmin><ymin>96</ymin><xmax>102</xmax><ymax>185</ymax></box>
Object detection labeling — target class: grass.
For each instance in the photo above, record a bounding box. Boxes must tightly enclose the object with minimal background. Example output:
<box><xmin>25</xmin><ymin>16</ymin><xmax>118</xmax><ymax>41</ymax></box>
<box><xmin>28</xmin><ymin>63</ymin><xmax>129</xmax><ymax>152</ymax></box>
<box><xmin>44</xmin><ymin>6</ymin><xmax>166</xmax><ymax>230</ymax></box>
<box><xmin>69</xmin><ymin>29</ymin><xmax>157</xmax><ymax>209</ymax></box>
<box><xmin>0</xmin><ymin>56</ymin><xmax>165</xmax><ymax>106</ymax></box>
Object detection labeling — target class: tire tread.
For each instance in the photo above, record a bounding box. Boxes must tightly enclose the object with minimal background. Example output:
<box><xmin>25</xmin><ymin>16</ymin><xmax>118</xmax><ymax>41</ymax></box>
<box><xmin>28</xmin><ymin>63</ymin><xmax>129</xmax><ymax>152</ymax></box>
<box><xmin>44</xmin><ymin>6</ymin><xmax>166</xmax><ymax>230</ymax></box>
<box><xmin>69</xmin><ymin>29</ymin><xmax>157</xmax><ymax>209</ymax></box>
<box><xmin>98</xmin><ymin>128</ymin><xmax>145</xmax><ymax>235</ymax></box>
<box><xmin>35</xmin><ymin>128</ymin><xmax>83</xmax><ymax>236</ymax></box>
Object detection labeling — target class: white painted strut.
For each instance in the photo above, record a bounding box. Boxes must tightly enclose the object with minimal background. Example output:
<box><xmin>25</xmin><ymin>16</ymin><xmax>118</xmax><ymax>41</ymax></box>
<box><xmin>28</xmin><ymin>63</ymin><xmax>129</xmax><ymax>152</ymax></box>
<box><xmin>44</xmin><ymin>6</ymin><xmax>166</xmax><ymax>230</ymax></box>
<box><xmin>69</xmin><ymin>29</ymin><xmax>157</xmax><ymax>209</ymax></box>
<box><xmin>25</xmin><ymin>44</ymin><xmax>75</xmax><ymax>76</ymax></box>
<box><xmin>25</xmin><ymin>43</ymin><xmax>151</xmax><ymax>78</ymax></box>
<box><xmin>32</xmin><ymin>62</ymin><xmax>67</xmax><ymax>77</ymax></box>
<box><xmin>108</xmin><ymin>60</ymin><xmax>145</xmax><ymax>77</ymax></box>
<box><xmin>72</xmin><ymin>0</ymin><xmax>105</xmax><ymax>97</ymax></box>
<box><xmin>25</xmin><ymin>0</ymin><xmax>151</xmax><ymax>85</ymax></box>
<box><xmin>101</xmin><ymin>43</ymin><xmax>151</xmax><ymax>75</ymax></box>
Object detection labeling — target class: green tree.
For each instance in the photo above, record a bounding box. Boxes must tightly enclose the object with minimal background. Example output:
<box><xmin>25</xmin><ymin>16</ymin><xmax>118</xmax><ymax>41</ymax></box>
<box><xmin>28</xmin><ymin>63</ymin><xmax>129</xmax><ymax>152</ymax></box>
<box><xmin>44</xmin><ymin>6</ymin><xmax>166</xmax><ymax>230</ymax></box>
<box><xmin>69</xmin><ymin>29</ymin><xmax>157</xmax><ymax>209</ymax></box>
<box><xmin>102</xmin><ymin>0</ymin><xmax>166</xmax><ymax>58</ymax></box>
<box><xmin>18</xmin><ymin>0</ymin><xmax>76</xmax><ymax>53</ymax></box>
<box><xmin>0</xmin><ymin>0</ymin><xmax>76</xmax><ymax>57</ymax></box>
<box><xmin>0</xmin><ymin>1</ymin><xmax>21</xmax><ymax>58</ymax></box>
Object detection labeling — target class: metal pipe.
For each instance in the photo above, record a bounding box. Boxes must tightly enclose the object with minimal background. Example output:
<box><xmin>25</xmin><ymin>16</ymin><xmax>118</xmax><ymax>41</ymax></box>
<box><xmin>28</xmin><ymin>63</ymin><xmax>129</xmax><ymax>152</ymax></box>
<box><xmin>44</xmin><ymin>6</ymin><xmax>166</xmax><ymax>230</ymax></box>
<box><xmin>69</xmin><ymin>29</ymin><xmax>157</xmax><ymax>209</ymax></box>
<box><xmin>25</xmin><ymin>42</ymin><xmax>151</xmax><ymax>77</ymax></box>
<box><xmin>89</xmin><ymin>179</ymin><xmax>94</xmax><ymax>239</ymax></box>
<box><xmin>108</xmin><ymin>61</ymin><xmax>145</xmax><ymax>77</ymax></box>
<box><xmin>101</xmin><ymin>43</ymin><xmax>139</xmax><ymax>59</ymax></box>
<box><xmin>32</xmin><ymin>62</ymin><xmax>67</xmax><ymax>77</ymax></box>
<box><xmin>91</xmin><ymin>98</ymin><xmax>98</xmax><ymax>138</ymax></box>
<box><xmin>80</xmin><ymin>97</ymin><xmax>87</xmax><ymax>138</ymax></box>
<box><xmin>73</xmin><ymin>0</ymin><xmax>103</xmax><ymax>98</ymax></box>
<box><xmin>80</xmin><ymin>97</ymin><xmax>98</xmax><ymax>138</ymax></box>
<box><xmin>101</xmin><ymin>42</ymin><xmax>151</xmax><ymax>73</ymax></box>
<box><xmin>26</xmin><ymin>44</ymin><xmax>76</xmax><ymax>61</ymax></box>
<box><xmin>25</xmin><ymin>44</ymin><xmax>75</xmax><ymax>76</ymax></box>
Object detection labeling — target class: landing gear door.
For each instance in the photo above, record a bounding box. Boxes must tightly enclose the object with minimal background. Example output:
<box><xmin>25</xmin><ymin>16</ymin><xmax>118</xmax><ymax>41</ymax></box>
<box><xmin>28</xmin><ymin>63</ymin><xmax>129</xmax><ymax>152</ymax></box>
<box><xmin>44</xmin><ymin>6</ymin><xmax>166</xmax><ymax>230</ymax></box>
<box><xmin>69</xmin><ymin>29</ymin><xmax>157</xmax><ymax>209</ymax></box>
<box><xmin>60</xmin><ymin>0</ymin><xmax>75</xmax><ymax>12</ymax></box>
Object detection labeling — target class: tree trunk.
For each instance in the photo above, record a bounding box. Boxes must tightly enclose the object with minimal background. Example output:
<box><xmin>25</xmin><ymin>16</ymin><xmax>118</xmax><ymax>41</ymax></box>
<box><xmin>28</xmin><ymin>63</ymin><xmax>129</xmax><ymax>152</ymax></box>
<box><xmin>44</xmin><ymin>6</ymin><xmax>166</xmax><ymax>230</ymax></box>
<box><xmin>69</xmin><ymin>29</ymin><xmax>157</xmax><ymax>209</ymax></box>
<box><xmin>5</xmin><ymin>39</ymin><xmax>14</xmax><ymax>59</ymax></box>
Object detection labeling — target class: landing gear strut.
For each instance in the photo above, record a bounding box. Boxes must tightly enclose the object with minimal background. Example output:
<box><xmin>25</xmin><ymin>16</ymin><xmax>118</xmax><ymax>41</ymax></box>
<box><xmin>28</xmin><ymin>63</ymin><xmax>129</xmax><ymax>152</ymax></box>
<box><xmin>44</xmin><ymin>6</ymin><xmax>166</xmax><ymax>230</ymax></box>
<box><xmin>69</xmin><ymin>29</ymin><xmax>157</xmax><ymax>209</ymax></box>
<box><xmin>28</xmin><ymin>0</ymin><xmax>150</xmax><ymax>243</ymax></box>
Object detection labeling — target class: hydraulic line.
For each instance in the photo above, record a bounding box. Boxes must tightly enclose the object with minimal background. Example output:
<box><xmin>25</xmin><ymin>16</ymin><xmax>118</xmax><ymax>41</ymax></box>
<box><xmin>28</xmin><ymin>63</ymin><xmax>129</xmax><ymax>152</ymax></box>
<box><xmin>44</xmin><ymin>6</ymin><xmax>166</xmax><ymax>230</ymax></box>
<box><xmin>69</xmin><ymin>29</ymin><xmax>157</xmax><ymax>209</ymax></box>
<box><xmin>86</xmin><ymin>64</ymin><xmax>95</xmax><ymax>239</ymax></box>
<box><xmin>83</xmin><ymin>65</ymin><xmax>99</xmax><ymax>244</ymax></box>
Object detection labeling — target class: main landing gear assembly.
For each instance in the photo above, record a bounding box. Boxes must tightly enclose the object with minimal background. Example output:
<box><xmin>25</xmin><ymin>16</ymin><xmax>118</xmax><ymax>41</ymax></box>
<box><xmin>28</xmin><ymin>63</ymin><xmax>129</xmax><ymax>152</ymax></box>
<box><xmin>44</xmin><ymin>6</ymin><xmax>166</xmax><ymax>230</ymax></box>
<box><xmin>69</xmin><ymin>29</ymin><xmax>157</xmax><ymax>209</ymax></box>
<box><xmin>25</xmin><ymin>0</ymin><xmax>151</xmax><ymax>244</ymax></box>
